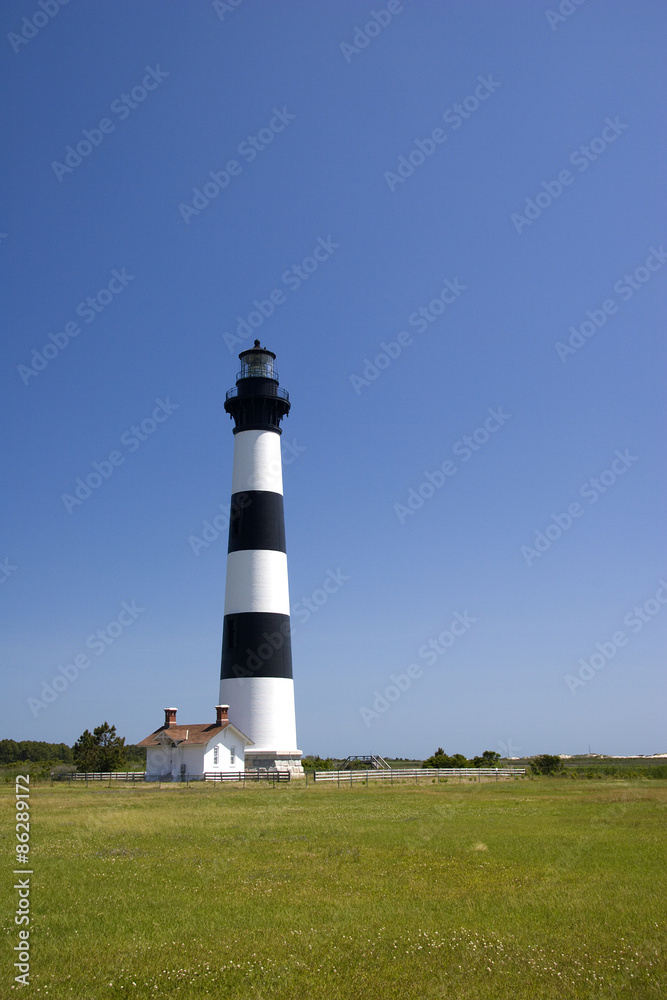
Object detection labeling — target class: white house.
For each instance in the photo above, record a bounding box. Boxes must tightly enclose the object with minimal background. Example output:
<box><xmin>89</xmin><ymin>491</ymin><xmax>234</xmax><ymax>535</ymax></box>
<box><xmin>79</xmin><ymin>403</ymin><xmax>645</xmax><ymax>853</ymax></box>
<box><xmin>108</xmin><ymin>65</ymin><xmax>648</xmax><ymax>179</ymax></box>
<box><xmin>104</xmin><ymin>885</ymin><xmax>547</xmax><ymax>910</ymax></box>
<box><xmin>138</xmin><ymin>705</ymin><xmax>253</xmax><ymax>781</ymax></box>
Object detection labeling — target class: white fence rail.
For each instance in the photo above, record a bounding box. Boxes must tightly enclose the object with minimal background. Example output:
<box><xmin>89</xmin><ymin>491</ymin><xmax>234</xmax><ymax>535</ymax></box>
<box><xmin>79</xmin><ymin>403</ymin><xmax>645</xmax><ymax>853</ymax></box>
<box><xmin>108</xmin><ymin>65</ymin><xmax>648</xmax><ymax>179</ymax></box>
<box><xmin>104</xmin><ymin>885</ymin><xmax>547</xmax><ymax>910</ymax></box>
<box><xmin>313</xmin><ymin>767</ymin><xmax>525</xmax><ymax>783</ymax></box>
<box><xmin>53</xmin><ymin>770</ymin><xmax>290</xmax><ymax>784</ymax></box>
<box><xmin>203</xmin><ymin>770</ymin><xmax>290</xmax><ymax>783</ymax></box>
<box><xmin>55</xmin><ymin>771</ymin><xmax>146</xmax><ymax>782</ymax></box>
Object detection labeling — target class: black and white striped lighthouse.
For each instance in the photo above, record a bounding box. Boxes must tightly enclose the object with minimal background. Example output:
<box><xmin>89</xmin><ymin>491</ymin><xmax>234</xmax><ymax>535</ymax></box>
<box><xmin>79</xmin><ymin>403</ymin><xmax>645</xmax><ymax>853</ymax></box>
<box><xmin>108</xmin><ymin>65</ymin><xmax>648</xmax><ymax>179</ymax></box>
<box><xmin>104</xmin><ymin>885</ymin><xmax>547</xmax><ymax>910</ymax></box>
<box><xmin>219</xmin><ymin>342</ymin><xmax>303</xmax><ymax>774</ymax></box>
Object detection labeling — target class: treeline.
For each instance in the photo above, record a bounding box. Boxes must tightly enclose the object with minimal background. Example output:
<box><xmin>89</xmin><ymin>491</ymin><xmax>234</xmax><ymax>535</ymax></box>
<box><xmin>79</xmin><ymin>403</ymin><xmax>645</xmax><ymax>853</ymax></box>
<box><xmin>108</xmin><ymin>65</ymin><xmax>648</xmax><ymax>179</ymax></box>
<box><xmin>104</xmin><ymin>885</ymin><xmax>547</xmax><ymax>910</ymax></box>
<box><xmin>0</xmin><ymin>732</ymin><xmax>146</xmax><ymax>772</ymax></box>
<box><xmin>301</xmin><ymin>751</ymin><xmax>505</xmax><ymax>771</ymax></box>
<box><xmin>0</xmin><ymin>740</ymin><xmax>73</xmax><ymax>764</ymax></box>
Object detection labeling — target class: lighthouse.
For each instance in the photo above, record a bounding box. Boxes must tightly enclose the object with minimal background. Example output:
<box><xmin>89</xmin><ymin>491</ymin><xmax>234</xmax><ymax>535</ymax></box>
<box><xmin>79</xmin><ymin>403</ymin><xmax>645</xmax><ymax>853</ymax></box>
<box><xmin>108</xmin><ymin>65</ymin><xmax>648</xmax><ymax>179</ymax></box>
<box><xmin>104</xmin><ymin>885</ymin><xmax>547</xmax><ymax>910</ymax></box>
<box><xmin>219</xmin><ymin>342</ymin><xmax>303</xmax><ymax>774</ymax></box>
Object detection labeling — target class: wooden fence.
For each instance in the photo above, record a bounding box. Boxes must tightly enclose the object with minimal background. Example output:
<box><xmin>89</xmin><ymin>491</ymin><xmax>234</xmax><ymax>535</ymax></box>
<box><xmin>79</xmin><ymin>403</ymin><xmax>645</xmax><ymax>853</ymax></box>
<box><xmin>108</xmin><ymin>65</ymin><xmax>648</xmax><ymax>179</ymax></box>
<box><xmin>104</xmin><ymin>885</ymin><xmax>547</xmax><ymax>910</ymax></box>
<box><xmin>203</xmin><ymin>771</ymin><xmax>290</xmax><ymax>784</ymax></box>
<box><xmin>53</xmin><ymin>770</ymin><xmax>290</xmax><ymax>784</ymax></box>
<box><xmin>313</xmin><ymin>767</ymin><xmax>525</xmax><ymax>784</ymax></box>
<box><xmin>55</xmin><ymin>771</ymin><xmax>146</xmax><ymax>782</ymax></box>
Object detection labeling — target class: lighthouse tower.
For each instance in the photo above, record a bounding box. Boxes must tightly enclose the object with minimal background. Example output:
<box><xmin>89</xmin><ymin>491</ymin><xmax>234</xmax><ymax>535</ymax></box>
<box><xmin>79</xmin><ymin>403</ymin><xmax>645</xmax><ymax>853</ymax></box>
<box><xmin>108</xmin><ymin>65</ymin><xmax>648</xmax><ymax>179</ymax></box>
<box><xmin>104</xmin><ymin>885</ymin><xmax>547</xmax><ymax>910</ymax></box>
<box><xmin>219</xmin><ymin>342</ymin><xmax>303</xmax><ymax>774</ymax></box>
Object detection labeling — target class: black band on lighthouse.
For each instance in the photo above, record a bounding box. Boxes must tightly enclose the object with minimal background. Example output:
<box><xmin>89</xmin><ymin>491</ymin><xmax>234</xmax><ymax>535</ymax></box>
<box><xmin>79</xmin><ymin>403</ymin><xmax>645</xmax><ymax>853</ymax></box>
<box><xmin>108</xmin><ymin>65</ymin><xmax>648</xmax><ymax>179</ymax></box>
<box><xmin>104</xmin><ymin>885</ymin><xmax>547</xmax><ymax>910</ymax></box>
<box><xmin>225</xmin><ymin>380</ymin><xmax>290</xmax><ymax>434</ymax></box>
<box><xmin>227</xmin><ymin>491</ymin><xmax>286</xmax><ymax>553</ymax></box>
<box><xmin>221</xmin><ymin>612</ymin><xmax>293</xmax><ymax>680</ymax></box>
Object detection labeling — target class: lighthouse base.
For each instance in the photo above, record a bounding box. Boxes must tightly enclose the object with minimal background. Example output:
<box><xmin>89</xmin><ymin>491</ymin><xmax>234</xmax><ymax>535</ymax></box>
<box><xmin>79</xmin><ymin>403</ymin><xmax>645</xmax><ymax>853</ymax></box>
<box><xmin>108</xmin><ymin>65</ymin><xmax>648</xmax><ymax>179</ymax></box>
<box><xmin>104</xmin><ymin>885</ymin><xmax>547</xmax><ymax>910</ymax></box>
<box><xmin>245</xmin><ymin>750</ymin><xmax>304</xmax><ymax>777</ymax></box>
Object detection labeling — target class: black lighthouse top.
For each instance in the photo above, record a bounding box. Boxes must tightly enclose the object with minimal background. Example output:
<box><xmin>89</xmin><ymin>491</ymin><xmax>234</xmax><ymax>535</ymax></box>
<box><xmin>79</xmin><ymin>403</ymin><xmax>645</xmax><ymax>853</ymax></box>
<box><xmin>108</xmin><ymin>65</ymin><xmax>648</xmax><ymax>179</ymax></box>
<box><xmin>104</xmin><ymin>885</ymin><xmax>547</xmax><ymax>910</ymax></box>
<box><xmin>225</xmin><ymin>341</ymin><xmax>290</xmax><ymax>434</ymax></box>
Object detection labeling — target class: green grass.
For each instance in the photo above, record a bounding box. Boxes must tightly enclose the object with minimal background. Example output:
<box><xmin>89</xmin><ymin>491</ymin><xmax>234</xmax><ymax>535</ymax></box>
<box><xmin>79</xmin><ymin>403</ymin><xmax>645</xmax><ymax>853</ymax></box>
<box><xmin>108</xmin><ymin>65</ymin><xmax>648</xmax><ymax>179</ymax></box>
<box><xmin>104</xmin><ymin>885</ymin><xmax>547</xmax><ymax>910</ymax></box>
<box><xmin>2</xmin><ymin>779</ymin><xmax>666</xmax><ymax>998</ymax></box>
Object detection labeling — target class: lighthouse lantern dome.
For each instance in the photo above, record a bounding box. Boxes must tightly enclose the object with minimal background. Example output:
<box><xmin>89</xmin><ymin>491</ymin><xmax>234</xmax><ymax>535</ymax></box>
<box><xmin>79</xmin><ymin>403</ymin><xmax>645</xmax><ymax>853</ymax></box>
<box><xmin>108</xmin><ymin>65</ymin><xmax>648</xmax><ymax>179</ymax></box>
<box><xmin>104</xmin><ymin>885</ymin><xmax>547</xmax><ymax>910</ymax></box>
<box><xmin>238</xmin><ymin>341</ymin><xmax>277</xmax><ymax>380</ymax></box>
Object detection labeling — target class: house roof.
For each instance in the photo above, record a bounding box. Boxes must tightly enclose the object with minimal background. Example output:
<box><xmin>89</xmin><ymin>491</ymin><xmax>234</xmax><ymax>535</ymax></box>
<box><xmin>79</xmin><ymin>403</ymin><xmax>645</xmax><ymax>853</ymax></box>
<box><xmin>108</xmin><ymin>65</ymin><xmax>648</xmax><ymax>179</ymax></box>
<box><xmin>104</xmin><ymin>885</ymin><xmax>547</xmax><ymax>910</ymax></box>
<box><xmin>137</xmin><ymin>721</ymin><xmax>253</xmax><ymax>748</ymax></box>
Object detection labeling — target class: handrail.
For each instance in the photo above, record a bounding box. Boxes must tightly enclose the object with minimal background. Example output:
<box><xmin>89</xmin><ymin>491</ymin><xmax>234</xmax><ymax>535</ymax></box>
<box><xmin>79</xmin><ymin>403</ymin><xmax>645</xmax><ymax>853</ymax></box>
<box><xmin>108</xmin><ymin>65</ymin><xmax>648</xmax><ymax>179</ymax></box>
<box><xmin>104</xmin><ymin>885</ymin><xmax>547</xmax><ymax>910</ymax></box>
<box><xmin>226</xmin><ymin>385</ymin><xmax>289</xmax><ymax>401</ymax></box>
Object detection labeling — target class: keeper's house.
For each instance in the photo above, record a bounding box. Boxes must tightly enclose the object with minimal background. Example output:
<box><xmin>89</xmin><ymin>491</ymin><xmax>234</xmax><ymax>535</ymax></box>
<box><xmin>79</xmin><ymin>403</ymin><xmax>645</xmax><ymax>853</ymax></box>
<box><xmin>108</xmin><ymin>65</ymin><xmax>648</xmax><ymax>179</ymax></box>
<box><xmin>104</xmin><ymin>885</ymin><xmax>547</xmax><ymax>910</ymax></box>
<box><xmin>138</xmin><ymin>705</ymin><xmax>253</xmax><ymax>781</ymax></box>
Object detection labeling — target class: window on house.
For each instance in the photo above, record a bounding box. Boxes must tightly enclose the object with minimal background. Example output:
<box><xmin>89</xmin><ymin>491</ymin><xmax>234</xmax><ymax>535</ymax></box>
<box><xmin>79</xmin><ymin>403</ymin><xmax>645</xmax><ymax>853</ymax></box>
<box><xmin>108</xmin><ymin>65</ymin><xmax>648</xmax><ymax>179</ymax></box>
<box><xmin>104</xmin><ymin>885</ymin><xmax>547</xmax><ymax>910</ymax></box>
<box><xmin>213</xmin><ymin>746</ymin><xmax>219</xmax><ymax>766</ymax></box>
<box><xmin>230</xmin><ymin>746</ymin><xmax>236</xmax><ymax>765</ymax></box>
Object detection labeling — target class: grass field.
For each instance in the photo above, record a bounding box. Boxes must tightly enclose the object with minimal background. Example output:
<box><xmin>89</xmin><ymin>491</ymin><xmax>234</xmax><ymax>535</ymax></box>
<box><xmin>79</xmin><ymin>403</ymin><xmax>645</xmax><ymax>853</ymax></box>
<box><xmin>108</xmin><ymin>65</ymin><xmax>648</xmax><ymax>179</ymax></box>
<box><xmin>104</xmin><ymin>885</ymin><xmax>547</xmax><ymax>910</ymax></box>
<box><xmin>2</xmin><ymin>779</ymin><xmax>666</xmax><ymax>999</ymax></box>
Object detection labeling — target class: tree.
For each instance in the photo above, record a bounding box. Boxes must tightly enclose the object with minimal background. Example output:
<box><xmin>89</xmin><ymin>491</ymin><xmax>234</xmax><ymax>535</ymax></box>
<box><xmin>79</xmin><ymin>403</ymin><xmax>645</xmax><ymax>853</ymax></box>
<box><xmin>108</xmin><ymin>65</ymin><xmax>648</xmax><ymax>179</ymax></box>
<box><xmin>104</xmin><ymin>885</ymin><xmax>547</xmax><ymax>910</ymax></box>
<box><xmin>472</xmin><ymin>750</ymin><xmax>501</xmax><ymax>768</ymax></box>
<box><xmin>301</xmin><ymin>756</ymin><xmax>335</xmax><ymax>771</ymax></box>
<box><xmin>94</xmin><ymin>722</ymin><xmax>126</xmax><ymax>772</ymax></box>
<box><xmin>73</xmin><ymin>723</ymin><xmax>126</xmax><ymax>772</ymax></box>
<box><xmin>530</xmin><ymin>754</ymin><xmax>564</xmax><ymax>776</ymax></box>
<box><xmin>73</xmin><ymin>730</ymin><xmax>98</xmax><ymax>772</ymax></box>
<box><xmin>0</xmin><ymin>740</ymin><xmax>20</xmax><ymax>765</ymax></box>
<box><xmin>450</xmin><ymin>753</ymin><xmax>469</xmax><ymax>768</ymax></box>
<box><xmin>124</xmin><ymin>745</ymin><xmax>147</xmax><ymax>770</ymax></box>
<box><xmin>423</xmin><ymin>750</ymin><xmax>471</xmax><ymax>769</ymax></box>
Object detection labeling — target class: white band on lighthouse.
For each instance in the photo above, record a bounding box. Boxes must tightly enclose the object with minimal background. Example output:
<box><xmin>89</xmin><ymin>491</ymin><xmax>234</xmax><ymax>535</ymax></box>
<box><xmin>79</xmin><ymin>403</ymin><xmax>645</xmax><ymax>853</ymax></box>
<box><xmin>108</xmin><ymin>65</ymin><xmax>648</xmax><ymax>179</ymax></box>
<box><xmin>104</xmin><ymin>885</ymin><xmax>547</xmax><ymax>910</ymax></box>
<box><xmin>232</xmin><ymin>430</ymin><xmax>284</xmax><ymax>495</ymax></box>
<box><xmin>218</xmin><ymin>676</ymin><xmax>298</xmax><ymax>753</ymax></box>
<box><xmin>223</xmin><ymin>550</ymin><xmax>290</xmax><ymax>616</ymax></box>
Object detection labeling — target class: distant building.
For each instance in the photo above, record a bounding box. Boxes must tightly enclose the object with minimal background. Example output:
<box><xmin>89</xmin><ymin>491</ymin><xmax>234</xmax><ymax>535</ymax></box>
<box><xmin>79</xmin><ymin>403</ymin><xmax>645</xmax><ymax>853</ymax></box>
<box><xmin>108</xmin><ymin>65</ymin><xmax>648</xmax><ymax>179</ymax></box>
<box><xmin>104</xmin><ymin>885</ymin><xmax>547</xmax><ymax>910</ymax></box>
<box><xmin>138</xmin><ymin>706</ymin><xmax>253</xmax><ymax>781</ymax></box>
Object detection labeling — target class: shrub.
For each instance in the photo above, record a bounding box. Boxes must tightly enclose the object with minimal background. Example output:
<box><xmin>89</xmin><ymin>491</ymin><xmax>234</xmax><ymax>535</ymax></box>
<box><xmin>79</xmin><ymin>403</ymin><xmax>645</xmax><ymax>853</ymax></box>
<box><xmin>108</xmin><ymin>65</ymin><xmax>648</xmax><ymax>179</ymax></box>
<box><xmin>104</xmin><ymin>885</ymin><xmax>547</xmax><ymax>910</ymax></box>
<box><xmin>423</xmin><ymin>750</ymin><xmax>470</xmax><ymax>769</ymax></box>
<box><xmin>530</xmin><ymin>754</ymin><xmax>565</xmax><ymax>775</ymax></box>
<box><xmin>301</xmin><ymin>756</ymin><xmax>335</xmax><ymax>771</ymax></box>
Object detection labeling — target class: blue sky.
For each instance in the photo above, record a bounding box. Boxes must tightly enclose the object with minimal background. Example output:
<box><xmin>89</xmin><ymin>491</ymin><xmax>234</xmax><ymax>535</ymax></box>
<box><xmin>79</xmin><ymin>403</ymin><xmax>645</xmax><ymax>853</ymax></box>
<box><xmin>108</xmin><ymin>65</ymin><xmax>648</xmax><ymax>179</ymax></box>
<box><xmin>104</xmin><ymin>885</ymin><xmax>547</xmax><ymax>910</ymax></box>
<box><xmin>2</xmin><ymin>0</ymin><xmax>665</xmax><ymax>758</ymax></box>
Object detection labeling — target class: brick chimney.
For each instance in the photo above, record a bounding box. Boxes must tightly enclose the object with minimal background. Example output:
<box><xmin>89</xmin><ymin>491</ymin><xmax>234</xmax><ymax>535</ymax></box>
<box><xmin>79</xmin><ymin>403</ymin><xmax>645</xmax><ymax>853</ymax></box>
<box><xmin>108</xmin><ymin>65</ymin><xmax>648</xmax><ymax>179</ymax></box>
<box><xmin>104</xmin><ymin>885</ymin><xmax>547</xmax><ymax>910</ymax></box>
<box><xmin>216</xmin><ymin>705</ymin><xmax>229</xmax><ymax>726</ymax></box>
<box><xmin>164</xmin><ymin>707</ymin><xmax>177</xmax><ymax>728</ymax></box>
